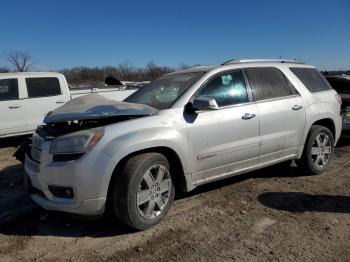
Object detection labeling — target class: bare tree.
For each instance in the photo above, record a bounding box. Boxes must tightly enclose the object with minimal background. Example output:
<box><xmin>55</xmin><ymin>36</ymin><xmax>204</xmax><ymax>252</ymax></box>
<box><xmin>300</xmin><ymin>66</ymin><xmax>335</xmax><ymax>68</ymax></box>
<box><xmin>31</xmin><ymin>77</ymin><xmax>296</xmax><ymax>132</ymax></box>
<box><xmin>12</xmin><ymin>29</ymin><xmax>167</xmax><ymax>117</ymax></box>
<box><xmin>7</xmin><ymin>51</ymin><xmax>34</xmax><ymax>72</ymax></box>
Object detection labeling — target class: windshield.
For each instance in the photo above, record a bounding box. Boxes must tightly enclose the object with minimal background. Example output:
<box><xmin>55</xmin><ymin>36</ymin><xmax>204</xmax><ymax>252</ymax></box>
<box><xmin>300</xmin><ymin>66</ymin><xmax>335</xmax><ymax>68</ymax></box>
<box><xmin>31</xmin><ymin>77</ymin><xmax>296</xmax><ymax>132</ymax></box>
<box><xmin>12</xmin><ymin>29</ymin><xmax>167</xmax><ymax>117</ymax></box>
<box><xmin>125</xmin><ymin>72</ymin><xmax>204</xmax><ymax>110</ymax></box>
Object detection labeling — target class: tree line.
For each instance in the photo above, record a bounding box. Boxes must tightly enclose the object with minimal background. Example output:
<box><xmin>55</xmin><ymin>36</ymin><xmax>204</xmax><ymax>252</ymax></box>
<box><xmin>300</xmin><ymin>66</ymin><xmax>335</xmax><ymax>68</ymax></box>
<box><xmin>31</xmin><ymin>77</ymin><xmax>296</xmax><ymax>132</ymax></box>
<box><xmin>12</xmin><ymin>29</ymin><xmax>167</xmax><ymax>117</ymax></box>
<box><xmin>1</xmin><ymin>50</ymin><xmax>349</xmax><ymax>83</ymax></box>
<box><xmin>0</xmin><ymin>50</ymin><xmax>187</xmax><ymax>83</ymax></box>
<box><xmin>60</xmin><ymin>63</ymin><xmax>177</xmax><ymax>83</ymax></box>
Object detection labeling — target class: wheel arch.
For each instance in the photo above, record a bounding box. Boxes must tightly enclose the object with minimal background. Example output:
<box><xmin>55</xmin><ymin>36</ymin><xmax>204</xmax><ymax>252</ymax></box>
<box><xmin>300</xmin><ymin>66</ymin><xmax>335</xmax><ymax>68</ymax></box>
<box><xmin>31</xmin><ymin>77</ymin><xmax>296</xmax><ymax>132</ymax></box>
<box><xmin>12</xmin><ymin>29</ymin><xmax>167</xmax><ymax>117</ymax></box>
<box><xmin>105</xmin><ymin>146</ymin><xmax>187</xmax><ymax>212</ymax></box>
<box><xmin>311</xmin><ymin>118</ymin><xmax>336</xmax><ymax>139</ymax></box>
<box><xmin>298</xmin><ymin>117</ymin><xmax>337</xmax><ymax>158</ymax></box>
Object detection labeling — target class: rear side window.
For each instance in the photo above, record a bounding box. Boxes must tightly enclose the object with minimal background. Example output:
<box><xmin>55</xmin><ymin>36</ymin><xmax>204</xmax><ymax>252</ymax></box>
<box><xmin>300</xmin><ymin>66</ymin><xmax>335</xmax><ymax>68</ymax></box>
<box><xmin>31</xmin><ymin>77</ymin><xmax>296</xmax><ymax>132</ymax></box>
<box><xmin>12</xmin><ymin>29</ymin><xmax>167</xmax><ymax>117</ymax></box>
<box><xmin>0</xmin><ymin>78</ymin><xmax>19</xmax><ymax>101</ymax></box>
<box><xmin>197</xmin><ymin>70</ymin><xmax>249</xmax><ymax>107</ymax></box>
<box><xmin>290</xmin><ymin>67</ymin><xmax>332</xmax><ymax>93</ymax></box>
<box><xmin>245</xmin><ymin>67</ymin><xmax>291</xmax><ymax>101</ymax></box>
<box><xmin>26</xmin><ymin>77</ymin><xmax>61</xmax><ymax>98</ymax></box>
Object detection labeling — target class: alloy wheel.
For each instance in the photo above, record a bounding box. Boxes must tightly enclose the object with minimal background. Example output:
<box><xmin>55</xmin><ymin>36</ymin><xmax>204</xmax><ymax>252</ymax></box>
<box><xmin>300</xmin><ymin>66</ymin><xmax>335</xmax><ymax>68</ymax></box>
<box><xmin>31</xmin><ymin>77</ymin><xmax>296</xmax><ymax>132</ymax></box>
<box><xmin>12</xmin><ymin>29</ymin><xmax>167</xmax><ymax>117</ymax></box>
<box><xmin>311</xmin><ymin>132</ymin><xmax>332</xmax><ymax>169</ymax></box>
<box><xmin>136</xmin><ymin>164</ymin><xmax>172</xmax><ymax>220</ymax></box>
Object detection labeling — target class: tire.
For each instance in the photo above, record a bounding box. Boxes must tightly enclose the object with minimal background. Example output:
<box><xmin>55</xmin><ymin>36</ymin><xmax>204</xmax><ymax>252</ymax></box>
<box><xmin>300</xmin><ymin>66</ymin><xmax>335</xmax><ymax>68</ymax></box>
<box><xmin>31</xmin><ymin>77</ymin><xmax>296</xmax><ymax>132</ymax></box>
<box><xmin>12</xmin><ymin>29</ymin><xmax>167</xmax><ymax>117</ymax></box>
<box><xmin>111</xmin><ymin>153</ymin><xmax>175</xmax><ymax>230</ymax></box>
<box><xmin>298</xmin><ymin>125</ymin><xmax>334</xmax><ymax>175</ymax></box>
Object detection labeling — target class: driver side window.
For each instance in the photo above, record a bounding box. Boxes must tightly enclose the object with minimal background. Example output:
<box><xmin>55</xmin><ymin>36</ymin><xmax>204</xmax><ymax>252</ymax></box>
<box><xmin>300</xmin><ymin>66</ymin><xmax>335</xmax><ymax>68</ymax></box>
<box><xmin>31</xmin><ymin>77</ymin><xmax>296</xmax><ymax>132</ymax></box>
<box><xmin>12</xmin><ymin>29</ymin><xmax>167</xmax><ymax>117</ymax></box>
<box><xmin>197</xmin><ymin>70</ymin><xmax>249</xmax><ymax>107</ymax></box>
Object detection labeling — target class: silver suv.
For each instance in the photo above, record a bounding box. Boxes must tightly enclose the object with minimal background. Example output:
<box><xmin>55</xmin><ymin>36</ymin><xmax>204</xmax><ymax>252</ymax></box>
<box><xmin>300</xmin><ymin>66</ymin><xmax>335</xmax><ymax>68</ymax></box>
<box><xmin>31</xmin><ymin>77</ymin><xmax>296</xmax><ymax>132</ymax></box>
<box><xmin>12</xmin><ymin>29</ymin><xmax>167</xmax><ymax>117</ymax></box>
<box><xmin>24</xmin><ymin>59</ymin><xmax>342</xmax><ymax>230</ymax></box>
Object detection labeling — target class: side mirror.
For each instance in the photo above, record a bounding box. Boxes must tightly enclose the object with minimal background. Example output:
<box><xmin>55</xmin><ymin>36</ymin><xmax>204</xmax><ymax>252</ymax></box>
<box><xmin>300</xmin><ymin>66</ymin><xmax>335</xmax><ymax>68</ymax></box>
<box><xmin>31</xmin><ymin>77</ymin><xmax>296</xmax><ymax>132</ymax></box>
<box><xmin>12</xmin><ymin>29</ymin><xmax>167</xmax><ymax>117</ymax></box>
<box><xmin>192</xmin><ymin>96</ymin><xmax>219</xmax><ymax>111</ymax></box>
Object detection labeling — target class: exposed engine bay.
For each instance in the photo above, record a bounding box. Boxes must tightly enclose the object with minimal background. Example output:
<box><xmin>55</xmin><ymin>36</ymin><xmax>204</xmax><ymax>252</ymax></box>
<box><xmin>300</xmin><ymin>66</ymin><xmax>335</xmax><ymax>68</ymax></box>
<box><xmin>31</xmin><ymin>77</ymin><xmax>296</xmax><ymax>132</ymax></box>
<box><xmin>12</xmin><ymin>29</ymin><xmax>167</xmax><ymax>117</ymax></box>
<box><xmin>15</xmin><ymin>94</ymin><xmax>158</xmax><ymax>162</ymax></box>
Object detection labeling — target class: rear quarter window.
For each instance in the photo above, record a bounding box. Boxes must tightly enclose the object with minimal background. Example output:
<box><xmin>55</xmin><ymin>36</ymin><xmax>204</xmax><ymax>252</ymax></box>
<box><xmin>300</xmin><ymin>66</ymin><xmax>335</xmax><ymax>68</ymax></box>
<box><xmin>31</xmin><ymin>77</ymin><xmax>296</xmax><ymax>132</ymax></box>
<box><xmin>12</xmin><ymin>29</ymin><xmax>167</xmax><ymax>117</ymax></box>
<box><xmin>290</xmin><ymin>67</ymin><xmax>332</xmax><ymax>93</ymax></box>
<box><xmin>26</xmin><ymin>77</ymin><xmax>61</xmax><ymax>98</ymax></box>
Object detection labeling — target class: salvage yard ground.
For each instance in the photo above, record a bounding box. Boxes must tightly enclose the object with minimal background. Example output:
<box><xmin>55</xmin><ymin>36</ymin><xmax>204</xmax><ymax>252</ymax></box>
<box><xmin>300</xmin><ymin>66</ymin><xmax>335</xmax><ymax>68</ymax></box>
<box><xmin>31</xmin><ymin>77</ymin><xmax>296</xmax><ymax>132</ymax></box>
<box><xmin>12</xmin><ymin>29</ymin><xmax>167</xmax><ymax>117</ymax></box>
<box><xmin>0</xmin><ymin>137</ymin><xmax>350</xmax><ymax>261</ymax></box>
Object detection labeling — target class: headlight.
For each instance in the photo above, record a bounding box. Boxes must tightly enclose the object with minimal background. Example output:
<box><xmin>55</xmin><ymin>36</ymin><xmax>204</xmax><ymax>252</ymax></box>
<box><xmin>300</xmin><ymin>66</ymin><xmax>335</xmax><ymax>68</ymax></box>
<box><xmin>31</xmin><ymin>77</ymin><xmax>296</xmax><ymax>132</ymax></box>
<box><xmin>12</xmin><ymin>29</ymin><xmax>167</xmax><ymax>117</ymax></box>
<box><xmin>50</xmin><ymin>128</ymin><xmax>104</xmax><ymax>154</ymax></box>
<box><xmin>343</xmin><ymin>111</ymin><xmax>350</xmax><ymax>123</ymax></box>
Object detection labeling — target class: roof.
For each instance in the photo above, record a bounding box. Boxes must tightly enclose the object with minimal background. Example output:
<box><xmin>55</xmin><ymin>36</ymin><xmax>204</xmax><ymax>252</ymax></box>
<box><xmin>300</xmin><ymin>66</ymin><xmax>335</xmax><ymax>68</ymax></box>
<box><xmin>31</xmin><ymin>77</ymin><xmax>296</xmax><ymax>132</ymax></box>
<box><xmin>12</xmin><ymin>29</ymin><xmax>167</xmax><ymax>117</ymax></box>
<box><xmin>164</xmin><ymin>66</ymin><xmax>216</xmax><ymax>76</ymax></box>
<box><xmin>164</xmin><ymin>59</ymin><xmax>314</xmax><ymax>76</ymax></box>
<box><xmin>221</xmin><ymin>59</ymin><xmax>305</xmax><ymax>65</ymax></box>
<box><xmin>0</xmin><ymin>71</ymin><xmax>64</xmax><ymax>78</ymax></box>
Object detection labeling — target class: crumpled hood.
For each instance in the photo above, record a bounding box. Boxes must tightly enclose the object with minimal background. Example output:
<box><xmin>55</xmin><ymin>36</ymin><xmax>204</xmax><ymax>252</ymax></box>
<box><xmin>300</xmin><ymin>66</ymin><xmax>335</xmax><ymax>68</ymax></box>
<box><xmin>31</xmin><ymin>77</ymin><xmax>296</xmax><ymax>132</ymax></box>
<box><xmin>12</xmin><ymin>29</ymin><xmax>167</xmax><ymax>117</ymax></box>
<box><xmin>44</xmin><ymin>94</ymin><xmax>158</xmax><ymax>124</ymax></box>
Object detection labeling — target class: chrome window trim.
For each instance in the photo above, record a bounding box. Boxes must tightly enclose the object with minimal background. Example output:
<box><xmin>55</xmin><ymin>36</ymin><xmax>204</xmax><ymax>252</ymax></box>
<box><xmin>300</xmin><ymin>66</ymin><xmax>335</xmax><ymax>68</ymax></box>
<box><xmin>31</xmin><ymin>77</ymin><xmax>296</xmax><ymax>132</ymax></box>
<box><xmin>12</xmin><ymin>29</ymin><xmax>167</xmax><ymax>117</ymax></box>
<box><xmin>195</xmin><ymin>94</ymin><xmax>301</xmax><ymax>112</ymax></box>
<box><xmin>252</xmin><ymin>94</ymin><xmax>301</xmax><ymax>104</ymax></box>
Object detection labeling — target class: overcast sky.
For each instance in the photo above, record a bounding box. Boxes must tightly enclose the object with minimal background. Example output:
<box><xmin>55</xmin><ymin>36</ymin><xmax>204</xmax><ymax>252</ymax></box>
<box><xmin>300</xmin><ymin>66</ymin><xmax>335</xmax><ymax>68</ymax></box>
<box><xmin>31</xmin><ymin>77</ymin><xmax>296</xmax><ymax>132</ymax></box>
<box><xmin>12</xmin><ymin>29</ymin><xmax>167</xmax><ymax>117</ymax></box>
<box><xmin>1</xmin><ymin>0</ymin><xmax>349</xmax><ymax>70</ymax></box>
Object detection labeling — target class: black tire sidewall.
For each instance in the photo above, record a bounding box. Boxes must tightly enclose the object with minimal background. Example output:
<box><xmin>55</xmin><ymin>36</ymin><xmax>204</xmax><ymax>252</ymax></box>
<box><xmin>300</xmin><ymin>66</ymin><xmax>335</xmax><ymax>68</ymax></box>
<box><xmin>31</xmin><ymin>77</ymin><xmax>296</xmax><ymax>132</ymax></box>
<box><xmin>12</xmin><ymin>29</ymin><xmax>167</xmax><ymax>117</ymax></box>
<box><xmin>303</xmin><ymin>126</ymin><xmax>334</xmax><ymax>175</ymax></box>
<box><xmin>113</xmin><ymin>153</ymin><xmax>175</xmax><ymax>230</ymax></box>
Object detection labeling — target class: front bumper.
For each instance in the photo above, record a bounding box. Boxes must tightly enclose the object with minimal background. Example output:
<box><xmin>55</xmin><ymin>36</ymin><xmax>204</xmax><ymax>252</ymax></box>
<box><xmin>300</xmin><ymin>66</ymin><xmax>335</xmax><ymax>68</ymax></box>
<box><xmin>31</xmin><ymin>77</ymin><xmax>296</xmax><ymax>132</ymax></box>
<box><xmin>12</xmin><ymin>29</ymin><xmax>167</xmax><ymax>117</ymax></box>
<box><xmin>24</xmin><ymin>133</ymin><xmax>114</xmax><ymax>216</ymax></box>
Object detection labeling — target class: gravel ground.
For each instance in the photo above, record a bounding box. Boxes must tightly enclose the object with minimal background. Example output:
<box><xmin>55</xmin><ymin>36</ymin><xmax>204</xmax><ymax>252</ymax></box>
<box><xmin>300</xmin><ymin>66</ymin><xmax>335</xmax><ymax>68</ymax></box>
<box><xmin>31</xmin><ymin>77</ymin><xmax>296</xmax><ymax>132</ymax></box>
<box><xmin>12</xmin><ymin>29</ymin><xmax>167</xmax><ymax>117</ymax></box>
<box><xmin>0</xmin><ymin>137</ymin><xmax>350</xmax><ymax>261</ymax></box>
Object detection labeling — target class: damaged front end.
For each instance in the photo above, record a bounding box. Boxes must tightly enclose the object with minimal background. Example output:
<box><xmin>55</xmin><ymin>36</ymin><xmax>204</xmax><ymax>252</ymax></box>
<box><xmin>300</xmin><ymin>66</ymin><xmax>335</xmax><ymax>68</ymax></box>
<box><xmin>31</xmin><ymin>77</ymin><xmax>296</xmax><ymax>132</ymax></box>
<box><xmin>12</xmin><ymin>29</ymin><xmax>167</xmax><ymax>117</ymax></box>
<box><xmin>16</xmin><ymin>94</ymin><xmax>158</xmax><ymax>163</ymax></box>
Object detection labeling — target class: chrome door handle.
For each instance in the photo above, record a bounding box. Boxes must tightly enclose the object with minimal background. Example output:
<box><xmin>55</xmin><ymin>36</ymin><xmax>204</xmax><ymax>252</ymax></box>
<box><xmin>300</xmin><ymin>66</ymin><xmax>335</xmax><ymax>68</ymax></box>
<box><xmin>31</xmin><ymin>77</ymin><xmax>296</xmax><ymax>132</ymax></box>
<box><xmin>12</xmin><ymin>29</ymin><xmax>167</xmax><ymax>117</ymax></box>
<box><xmin>242</xmin><ymin>113</ymin><xmax>256</xmax><ymax>120</ymax></box>
<box><xmin>292</xmin><ymin>105</ymin><xmax>303</xmax><ymax>111</ymax></box>
<box><xmin>56</xmin><ymin>100</ymin><xmax>65</xmax><ymax>104</ymax></box>
<box><xmin>8</xmin><ymin>104</ymin><xmax>22</xmax><ymax>109</ymax></box>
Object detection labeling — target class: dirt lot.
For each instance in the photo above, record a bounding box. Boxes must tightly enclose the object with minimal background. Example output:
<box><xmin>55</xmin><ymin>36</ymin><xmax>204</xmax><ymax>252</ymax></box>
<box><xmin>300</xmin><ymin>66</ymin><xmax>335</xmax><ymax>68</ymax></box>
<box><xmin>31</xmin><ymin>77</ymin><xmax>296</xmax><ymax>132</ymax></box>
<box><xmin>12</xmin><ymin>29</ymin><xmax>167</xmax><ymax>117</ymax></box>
<box><xmin>0</xmin><ymin>137</ymin><xmax>350</xmax><ymax>262</ymax></box>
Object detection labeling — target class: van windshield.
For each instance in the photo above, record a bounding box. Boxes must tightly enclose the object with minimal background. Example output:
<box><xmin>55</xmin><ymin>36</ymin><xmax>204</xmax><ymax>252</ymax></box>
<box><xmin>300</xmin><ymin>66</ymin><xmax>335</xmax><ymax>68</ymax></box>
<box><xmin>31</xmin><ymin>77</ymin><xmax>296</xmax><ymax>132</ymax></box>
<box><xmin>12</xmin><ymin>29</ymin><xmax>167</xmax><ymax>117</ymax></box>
<box><xmin>125</xmin><ymin>72</ymin><xmax>204</xmax><ymax>110</ymax></box>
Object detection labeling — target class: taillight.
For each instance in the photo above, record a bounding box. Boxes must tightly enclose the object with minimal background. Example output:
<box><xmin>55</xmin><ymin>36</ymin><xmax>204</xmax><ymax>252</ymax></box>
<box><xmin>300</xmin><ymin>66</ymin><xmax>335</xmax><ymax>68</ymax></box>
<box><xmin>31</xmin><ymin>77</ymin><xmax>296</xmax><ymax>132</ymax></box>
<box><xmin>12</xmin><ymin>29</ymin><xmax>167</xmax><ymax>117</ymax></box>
<box><xmin>335</xmin><ymin>94</ymin><xmax>342</xmax><ymax>105</ymax></box>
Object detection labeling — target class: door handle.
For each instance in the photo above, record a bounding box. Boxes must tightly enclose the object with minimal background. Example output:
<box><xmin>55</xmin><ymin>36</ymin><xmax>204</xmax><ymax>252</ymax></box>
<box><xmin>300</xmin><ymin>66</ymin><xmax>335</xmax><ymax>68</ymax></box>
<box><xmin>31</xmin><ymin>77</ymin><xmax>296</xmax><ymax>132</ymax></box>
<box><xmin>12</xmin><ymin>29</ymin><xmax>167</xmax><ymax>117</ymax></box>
<box><xmin>242</xmin><ymin>113</ymin><xmax>256</xmax><ymax>120</ymax></box>
<box><xmin>8</xmin><ymin>104</ymin><xmax>22</xmax><ymax>109</ymax></box>
<box><xmin>56</xmin><ymin>100</ymin><xmax>66</xmax><ymax>104</ymax></box>
<box><xmin>292</xmin><ymin>105</ymin><xmax>303</xmax><ymax>111</ymax></box>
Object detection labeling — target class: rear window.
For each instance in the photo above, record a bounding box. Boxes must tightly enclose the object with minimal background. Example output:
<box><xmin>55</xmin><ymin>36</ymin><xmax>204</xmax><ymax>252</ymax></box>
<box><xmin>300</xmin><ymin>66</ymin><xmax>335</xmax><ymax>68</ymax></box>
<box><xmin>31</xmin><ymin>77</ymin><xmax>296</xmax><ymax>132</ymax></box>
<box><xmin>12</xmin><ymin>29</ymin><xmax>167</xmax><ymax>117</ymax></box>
<box><xmin>26</xmin><ymin>77</ymin><xmax>61</xmax><ymax>98</ymax></box>
<box><xmin>290</xmin><ymin>68</ymin><xmax>332</xmax><ymax>93</ymax></box>
<box><xmin>245</xmin><ymin>67</ymin><xmax>292</xmax><ymax>101</ymax></box>
<box><xmin>0</xmin><ymin>78</ymin><xmax>19</xmax><ymax>101</ymax></box>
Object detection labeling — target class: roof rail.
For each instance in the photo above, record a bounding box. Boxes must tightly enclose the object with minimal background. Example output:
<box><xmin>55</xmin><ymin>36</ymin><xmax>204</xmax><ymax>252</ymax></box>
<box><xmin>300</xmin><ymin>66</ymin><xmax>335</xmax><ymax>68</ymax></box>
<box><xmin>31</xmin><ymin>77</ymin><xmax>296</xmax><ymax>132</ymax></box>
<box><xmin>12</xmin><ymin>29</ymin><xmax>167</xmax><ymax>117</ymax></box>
<box><xmin>221</xmin><ymin>59</ymin><xmax>305</xmax><ymax>66</ymax></box>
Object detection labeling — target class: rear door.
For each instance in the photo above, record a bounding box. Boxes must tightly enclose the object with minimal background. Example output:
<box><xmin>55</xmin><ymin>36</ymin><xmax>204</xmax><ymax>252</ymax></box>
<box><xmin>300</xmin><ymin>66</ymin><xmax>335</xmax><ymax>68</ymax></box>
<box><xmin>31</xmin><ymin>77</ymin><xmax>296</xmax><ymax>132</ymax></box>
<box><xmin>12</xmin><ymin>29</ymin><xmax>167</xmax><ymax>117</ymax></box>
<box><xmin>245</xmin><ymin>67</ymin><xmax>306</xmax><ymax>163</ymax></box>
<box><xmin>0</xmin><ymin>77</ymin><xmax>27</xmax><ymax>136</ymax></box>
<box><xmin>24</xmin><ymin>77</ymin><xmax>69</xmax><ymax>131</ymax></box>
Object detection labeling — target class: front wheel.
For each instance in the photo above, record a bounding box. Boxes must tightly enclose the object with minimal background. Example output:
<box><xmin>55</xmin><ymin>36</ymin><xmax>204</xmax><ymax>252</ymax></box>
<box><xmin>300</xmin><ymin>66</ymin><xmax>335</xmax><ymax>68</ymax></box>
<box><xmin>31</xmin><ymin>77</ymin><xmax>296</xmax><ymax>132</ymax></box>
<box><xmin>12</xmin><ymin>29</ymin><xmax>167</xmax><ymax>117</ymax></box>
<box><xmin>298</xmin><ymin>125</ymin><xmax>334</xmax><ymax>175</ymax></box>
<box><xmin>112</xmin><ymin>153</ymin><xmax>175</xmax><ymax>230</ymax></box>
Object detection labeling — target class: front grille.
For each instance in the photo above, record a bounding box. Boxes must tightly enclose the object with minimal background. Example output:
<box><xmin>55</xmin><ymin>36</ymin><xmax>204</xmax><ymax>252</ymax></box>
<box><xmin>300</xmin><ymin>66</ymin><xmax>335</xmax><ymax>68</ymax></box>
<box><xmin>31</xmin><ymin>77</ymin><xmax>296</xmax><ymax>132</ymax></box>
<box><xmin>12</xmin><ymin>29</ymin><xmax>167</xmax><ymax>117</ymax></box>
<box><xmin>30</xmin><ymin>132</ymin><xmax>45</xmax><ymax>165</ymax></box>
<box><xmin>31</xmin><ymin>147</ymin><xmax>41</xmax><ymax>163</ymax></box>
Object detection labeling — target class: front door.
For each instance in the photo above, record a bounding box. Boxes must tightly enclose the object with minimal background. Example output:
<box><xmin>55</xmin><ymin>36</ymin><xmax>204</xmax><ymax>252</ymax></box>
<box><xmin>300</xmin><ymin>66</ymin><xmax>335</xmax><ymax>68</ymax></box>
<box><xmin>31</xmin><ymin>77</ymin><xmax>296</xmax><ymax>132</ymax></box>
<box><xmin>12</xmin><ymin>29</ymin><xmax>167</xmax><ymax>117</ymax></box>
<box><xmin>186</xmin><ymin>70</ymin><xmax>260</xmax><ymax>184</ymax></box>
<box><xmin>0</xmin><ymin>78</ymin><xmax>27</xmax><ymax>136</ymax></box>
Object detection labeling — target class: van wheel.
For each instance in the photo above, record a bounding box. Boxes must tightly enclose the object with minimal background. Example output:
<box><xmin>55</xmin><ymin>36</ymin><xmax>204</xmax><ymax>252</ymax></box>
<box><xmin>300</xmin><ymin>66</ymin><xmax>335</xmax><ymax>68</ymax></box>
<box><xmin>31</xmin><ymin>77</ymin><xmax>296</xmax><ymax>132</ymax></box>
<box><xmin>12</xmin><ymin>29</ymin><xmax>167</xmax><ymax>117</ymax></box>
<box><xmin>112</xmin><ymin>153</ymin><xmax>175</xmax><ymax>230</ymax></box>
<box><xmin>298</xmin><ymin>125</ymin><xmax>334</xmax><ymax>175</ymax></box>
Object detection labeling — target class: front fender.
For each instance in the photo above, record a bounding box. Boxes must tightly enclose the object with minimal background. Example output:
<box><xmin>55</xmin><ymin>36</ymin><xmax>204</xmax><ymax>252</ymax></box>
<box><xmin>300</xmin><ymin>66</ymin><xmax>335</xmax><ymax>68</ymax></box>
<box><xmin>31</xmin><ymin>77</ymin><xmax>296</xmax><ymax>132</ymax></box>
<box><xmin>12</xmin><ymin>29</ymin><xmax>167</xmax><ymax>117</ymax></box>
<box><xmin>98</xmin><ymin>126</ymin><xmax>189</xmax><ymax>197</ymax></box>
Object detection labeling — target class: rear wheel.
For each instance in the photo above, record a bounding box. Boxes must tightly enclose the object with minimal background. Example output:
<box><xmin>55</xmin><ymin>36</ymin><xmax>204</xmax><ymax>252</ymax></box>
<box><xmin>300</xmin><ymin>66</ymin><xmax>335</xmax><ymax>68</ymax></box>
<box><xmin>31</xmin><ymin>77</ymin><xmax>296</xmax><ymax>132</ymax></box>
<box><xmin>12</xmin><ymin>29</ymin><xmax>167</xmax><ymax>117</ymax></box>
<box><xmin>298</xmin><ymin>125</ymin><xmax>334</xmax><ymax>175</ymax></box>
<box><xmin>112</xmin><ymin>153</ymin><xmax>175</xmax><ymax>230</ymax></box>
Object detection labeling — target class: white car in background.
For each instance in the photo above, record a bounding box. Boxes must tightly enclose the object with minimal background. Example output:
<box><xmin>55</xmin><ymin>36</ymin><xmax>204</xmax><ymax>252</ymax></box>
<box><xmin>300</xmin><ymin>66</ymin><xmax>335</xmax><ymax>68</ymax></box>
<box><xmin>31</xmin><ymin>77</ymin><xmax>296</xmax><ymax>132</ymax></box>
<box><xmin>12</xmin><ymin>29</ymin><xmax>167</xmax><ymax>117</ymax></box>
<box><xmin>0</xmin><ymin>72</ymin><xmax>138</xmax><ymax>138</ymax></box>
